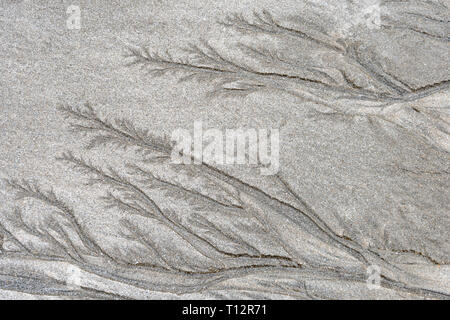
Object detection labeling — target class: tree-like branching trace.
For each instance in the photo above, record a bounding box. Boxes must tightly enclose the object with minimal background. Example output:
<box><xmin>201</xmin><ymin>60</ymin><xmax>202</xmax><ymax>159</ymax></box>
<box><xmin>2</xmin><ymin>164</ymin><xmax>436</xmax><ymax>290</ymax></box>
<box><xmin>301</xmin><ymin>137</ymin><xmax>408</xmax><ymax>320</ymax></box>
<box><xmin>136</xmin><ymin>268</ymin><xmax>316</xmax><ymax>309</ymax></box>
<box><xmin>125</xmin><ymin>7</ymin><xmax>449</xmax><ymax>114</ymax></box>
<box><xmin>1</xmin><ymin>102</ymin><xmax>448</xmax><ymax>299</ymax></box>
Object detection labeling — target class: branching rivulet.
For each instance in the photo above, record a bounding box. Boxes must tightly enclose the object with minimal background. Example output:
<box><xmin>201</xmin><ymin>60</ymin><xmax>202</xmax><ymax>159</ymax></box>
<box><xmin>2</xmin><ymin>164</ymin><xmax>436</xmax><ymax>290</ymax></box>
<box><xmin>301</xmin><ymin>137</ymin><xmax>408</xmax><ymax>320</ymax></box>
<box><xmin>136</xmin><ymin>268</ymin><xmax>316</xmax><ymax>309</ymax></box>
<box><xmin>126</xmin><ymin>6</ymin><xmax>449</xmax><ymax>114</ymax></box>
<box><xmin>2</xmin><ymin>102</ymin><xmax>448</xmax><ymax>299</ymax></box>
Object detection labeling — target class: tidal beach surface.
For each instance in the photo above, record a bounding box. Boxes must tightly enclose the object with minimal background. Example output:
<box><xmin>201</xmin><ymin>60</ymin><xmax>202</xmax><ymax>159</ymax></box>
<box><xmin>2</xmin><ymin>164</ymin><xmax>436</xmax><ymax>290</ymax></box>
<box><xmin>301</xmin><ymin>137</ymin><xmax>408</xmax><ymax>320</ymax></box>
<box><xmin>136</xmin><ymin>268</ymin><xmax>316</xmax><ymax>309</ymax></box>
<box><xmin>0</xmin><ymin>0</ymin><xmax>449</xmax><ymax>300</ymax></box>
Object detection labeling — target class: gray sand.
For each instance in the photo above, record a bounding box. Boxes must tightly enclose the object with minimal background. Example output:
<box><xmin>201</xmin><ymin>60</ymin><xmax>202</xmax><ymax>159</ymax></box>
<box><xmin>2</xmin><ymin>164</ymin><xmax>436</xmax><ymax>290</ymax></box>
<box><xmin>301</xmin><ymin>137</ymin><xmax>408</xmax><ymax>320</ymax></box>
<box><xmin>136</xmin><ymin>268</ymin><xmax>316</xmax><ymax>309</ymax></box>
<box><xmin>0</xmin><ymin>0</ymin><xmax>449</xmax><ymax>299</ymax></box>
